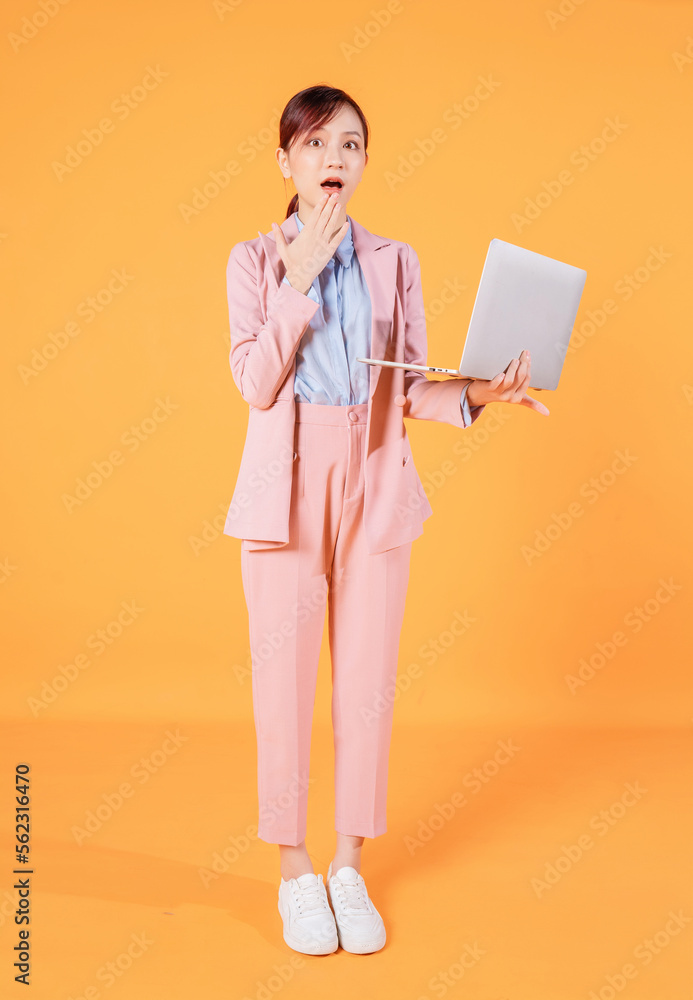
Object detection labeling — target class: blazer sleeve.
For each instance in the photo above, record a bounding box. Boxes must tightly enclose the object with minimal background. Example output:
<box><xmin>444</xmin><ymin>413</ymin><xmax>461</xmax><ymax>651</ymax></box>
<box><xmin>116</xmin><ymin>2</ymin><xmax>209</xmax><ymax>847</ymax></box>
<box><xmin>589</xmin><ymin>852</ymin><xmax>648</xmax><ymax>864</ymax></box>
<box><xmin>226</xmin><ymin>241</ymin><xmax>320</xmax><ymax>409</ymax></box>
<box><xmin>400</xmin><ymin>243</ymin><xmax>486</xmax><ymax>429</ymax></box>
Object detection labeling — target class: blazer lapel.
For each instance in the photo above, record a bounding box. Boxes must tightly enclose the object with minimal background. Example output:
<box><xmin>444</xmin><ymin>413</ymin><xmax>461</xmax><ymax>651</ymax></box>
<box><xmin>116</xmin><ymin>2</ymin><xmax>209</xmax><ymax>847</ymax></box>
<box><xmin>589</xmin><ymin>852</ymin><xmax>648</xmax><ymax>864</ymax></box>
<box><xmin>257</xmin><ymin>212</ymin><xmax>398</xmax><ymax>400</ymax></box>
<box><xmin>350</xmin><ymin>215</ymin><xmax>398</xmax><ymax>400</ymax></box>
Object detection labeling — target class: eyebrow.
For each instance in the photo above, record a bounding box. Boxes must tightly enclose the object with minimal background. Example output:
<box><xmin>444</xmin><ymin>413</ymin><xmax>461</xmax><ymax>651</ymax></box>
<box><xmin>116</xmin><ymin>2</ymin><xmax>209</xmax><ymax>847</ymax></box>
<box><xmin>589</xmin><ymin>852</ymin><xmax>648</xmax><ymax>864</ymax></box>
<box><xmin>311</xmin><ymin>128</ymin><xmax>362</xmax><ymax>137</ymax></box>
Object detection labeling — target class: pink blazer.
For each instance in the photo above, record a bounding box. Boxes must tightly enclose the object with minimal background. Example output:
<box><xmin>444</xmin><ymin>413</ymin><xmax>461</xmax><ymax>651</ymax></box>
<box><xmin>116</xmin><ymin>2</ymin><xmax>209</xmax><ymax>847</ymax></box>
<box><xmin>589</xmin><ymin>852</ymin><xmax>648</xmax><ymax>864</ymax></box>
<box><xmin>223</xmin><ymin>212</ymin><xmax>486</xmax><ymax>554</ymax></box>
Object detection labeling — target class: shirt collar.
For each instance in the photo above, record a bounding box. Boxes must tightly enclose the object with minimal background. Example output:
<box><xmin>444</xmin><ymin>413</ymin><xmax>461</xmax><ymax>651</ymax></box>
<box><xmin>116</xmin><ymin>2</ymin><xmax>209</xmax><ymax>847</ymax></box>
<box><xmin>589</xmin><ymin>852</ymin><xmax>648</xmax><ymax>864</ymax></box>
<box><xmin>293</xmin><ymin>211</ymin><xmax>354</xmax><ymax>268</ymax></box>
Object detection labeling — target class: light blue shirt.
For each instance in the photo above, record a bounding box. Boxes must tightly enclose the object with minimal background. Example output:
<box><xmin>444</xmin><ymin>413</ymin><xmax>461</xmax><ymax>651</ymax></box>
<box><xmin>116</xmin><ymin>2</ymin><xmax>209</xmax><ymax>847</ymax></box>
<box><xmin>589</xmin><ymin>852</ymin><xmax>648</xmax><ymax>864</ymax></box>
<box><xmin>283</xmin><ymin>211</ymin><xmax>473</xmax><ymax>424</ymax></box>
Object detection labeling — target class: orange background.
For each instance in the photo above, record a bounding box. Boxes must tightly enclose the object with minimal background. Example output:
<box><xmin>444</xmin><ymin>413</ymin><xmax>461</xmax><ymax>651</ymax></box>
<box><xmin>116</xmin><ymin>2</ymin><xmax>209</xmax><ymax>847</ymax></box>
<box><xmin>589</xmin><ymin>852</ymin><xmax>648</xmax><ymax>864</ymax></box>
<box><xmin>1</xmin><ymin>0</ymin><xmax>692</xmax><ymax>997</ymax></box>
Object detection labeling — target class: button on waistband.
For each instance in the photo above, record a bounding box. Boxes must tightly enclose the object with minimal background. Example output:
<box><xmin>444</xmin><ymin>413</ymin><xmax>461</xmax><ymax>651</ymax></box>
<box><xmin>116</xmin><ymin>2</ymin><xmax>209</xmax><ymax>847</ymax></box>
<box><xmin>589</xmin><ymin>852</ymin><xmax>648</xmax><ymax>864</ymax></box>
<box><xmin>294</xmin><ymin>400</ymin><xmax>368</xmax><ymax>425</ymax></box>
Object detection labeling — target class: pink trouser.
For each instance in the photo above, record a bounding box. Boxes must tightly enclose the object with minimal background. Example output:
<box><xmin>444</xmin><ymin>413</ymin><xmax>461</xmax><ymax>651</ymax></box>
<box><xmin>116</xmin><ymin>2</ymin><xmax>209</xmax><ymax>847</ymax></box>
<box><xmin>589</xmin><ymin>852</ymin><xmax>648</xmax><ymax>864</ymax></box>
<box><xmin>240</xmin><ymin>400</ymin><xmax>412</xmax><ymax>846</ymax></box>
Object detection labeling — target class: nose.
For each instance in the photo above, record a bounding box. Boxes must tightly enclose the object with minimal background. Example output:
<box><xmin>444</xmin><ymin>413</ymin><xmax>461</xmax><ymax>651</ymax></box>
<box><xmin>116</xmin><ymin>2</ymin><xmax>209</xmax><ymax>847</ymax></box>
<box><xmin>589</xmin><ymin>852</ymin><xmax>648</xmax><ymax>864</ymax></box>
<box><xmin>325</xmin><ymin>147</ymin><xmax>344</xmax><ymax>168</ymax></box>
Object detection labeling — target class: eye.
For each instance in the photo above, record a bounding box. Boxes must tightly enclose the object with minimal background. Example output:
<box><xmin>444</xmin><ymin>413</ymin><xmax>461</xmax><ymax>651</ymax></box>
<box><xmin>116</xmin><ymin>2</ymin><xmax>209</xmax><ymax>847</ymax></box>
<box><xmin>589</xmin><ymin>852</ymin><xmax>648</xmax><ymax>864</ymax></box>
<box><xmin>306</xmin><ymin>138</ymin><xmax>360</xmax><ymax>149</ymax></box>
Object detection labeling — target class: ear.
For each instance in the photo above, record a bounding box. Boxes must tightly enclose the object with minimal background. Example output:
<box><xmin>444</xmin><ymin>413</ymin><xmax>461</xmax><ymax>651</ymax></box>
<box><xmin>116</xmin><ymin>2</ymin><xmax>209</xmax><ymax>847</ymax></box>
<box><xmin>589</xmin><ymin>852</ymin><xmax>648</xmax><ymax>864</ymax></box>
<box><xmin>275</xmin><ymin>146</ymin><xmax>290</xmax><ymax>178</ymax></box>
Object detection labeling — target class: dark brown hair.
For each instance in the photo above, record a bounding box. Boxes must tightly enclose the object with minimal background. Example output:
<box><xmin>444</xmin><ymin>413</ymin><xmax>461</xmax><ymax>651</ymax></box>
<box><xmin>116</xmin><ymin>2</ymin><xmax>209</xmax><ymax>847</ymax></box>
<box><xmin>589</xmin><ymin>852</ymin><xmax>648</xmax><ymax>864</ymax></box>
<box><xmin>279</xmin><ymin>85</ymin><xmax>369</xmax><ymax>220</ymax></box>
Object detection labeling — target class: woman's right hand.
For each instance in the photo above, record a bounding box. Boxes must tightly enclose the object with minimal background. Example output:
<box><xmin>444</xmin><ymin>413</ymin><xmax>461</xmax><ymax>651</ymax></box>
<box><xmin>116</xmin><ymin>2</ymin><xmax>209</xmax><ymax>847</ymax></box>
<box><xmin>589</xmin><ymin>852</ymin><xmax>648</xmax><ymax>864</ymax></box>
<box><xmin>466</xmin><ymin>349</ymin><xmax>550</xmax><ymax>415</ymax></box>
<box><xmin>271</xmin><ymin>192</ymin><xmax>349</xmax><ymax>294</ymax></box>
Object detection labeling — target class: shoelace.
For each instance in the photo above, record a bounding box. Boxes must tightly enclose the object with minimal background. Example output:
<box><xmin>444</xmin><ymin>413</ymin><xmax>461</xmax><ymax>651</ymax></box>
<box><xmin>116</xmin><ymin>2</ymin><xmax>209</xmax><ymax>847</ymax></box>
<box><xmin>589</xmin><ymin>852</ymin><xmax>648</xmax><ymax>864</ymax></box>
<box><xmin>291</xmin><ymin>878</ymin><xmax>329</xmax><ymax>914</ymax></box>
<box><xmin>332</xmin><ymin>875</ymin><xmax>370</xmax><ymax>913</ymax></box>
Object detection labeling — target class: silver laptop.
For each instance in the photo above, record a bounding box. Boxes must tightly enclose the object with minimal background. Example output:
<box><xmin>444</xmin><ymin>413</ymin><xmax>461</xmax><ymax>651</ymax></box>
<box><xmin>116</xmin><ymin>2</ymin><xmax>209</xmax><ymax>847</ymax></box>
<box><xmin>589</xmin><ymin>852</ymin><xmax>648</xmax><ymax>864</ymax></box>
<box><xmin>357</xmin><ymin>238</ymin><xmax>587</xmax><ymax>391</ymax></box>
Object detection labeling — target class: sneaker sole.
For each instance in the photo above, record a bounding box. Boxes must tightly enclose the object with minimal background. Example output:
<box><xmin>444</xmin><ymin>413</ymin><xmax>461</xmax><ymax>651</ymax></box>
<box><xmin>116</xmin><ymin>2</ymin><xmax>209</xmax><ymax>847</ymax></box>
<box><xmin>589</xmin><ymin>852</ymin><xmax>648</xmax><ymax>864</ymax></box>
<box><xmin>277</xmin><ymin>899</ymin><xmax>339</xmax><ymax>955</ymax></box>
<box><xmin>336</xmin><ymin>928</ymin><xmax>387</xmax><ymax>954</ymax></box>
<box><xmin>326</xmin><ymin>883</ymin><xmax>387</xmax><ymax>953</ymax></box>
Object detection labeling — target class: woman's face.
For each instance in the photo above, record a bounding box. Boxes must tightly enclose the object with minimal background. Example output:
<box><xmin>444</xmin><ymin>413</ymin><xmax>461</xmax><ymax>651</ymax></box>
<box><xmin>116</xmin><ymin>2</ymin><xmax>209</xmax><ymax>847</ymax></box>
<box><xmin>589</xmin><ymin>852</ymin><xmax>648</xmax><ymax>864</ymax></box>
<box><xmin>277</xmin><ymin>105</ymin><xmax>368</xmax><ymax>220</ymax></box>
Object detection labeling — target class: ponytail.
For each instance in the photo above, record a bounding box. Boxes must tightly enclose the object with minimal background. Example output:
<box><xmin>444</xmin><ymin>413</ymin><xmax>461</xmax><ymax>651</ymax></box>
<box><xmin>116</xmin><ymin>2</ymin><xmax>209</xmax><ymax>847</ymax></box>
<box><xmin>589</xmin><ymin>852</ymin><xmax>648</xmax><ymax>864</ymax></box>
<box><xmin>284</xmin><ymin>192</ymin><xmax>299</xmax><ymax>220</ymax></box>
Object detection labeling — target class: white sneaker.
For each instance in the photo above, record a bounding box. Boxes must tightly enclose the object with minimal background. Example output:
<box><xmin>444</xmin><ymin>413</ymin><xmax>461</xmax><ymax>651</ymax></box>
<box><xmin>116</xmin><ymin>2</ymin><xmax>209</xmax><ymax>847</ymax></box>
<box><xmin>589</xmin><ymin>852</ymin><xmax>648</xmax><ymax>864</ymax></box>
<box><xmin>326</xmin><ymin>862</ymin><xmax>387</xmax><ymax>953</ymax></box>
<box><xmin>277</xmin><ymin>872</ymin><xmax>339</xmax><ymax>955</ymax></box>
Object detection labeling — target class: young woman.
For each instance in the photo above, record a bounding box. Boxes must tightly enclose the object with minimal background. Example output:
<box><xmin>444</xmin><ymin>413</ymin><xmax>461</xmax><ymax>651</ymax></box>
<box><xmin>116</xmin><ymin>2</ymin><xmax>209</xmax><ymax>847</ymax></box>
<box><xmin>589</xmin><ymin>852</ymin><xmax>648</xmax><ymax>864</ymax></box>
<box><xmin>223</xmin><ymin>84</ymin><xmax>548</xmax><ymax>956</ymax></box>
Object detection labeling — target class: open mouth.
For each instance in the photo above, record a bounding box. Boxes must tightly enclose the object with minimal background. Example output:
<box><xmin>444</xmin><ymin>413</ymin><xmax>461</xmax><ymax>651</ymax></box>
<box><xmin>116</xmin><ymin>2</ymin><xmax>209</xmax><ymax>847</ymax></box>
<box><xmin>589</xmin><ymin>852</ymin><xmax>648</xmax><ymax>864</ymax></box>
<box><xmin>321</xmin><ymin>179</ymin><xmax>343</xmax><ymax>190</ymax></box>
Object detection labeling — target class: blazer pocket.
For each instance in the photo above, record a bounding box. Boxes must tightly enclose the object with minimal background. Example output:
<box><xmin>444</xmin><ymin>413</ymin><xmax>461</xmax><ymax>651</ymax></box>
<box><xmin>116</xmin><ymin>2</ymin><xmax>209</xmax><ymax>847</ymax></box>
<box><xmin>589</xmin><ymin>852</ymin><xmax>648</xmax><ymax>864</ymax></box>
<box><xmin>293</xmin><ymin>448</ymin><xmax>305</xmax><ymax>497</ymax></box>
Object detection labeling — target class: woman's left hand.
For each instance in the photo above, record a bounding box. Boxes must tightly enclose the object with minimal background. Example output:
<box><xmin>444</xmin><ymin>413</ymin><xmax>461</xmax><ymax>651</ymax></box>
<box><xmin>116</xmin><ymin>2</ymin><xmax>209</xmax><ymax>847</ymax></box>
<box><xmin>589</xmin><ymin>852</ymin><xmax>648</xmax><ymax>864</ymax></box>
<box><xmin>465</xmin><ymin>349</ymin><xmax>550</xmax><ymax>416</ymax></box>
